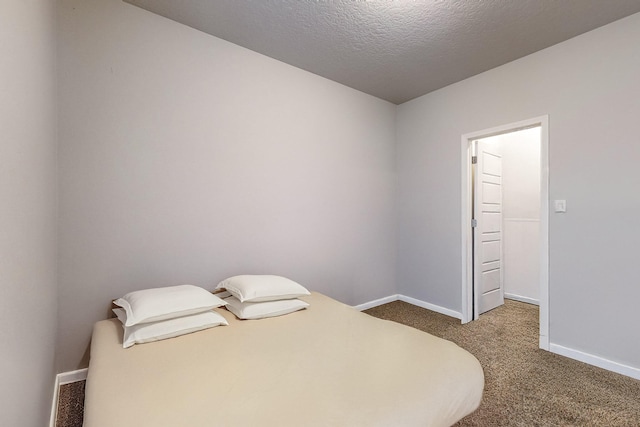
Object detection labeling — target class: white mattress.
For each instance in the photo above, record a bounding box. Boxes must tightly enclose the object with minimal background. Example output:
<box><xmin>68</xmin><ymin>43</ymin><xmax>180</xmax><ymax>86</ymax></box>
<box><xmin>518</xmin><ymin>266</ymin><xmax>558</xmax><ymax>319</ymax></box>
<box><xmin>84</xmin><ymin>292</ymin><xmax>483</xmax><ymax>427</ymax></box>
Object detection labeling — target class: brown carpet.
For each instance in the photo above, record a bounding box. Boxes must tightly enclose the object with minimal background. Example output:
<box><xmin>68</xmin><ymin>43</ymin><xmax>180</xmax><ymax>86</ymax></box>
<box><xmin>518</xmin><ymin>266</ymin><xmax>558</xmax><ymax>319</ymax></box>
<box><xmin>365</xmin><ymin>299</ymin><xmax>640</xmax><ymax>426</ymax></box>
<box><xmin>56</xmin><ymin>380</ymin><xmax>85</xmax><ymax>427</ymax></box>
<box><xmin>56</xmin><ymin>299</ymin><xmax>640</xmax><ymax>426</ymax></box>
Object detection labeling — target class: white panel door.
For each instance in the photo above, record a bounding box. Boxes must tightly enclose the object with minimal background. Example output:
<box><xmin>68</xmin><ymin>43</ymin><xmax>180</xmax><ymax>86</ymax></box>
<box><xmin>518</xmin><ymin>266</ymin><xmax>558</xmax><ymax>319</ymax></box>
<box><xmin>474</xmin><ymin>139</ymin><xmax>504</xmax><ymax>316</ymax></box>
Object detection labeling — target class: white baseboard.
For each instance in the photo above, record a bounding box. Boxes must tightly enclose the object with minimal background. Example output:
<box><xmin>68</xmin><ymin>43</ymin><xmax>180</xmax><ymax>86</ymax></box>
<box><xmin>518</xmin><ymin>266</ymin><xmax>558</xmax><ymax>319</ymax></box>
<box><xmin>50</xmin><ymin>368</ymin><xmax>89</xmax><ymax>427</ymax></box>
<box><xmin>398</xmin><ymin>295</ymin><xmax>463</xmax><ymax>320</ymax></box>
<box><xmin>58</xmin><ymin>368</ymin><xmax>88</xmax><ymax>385</ymax></box>
<box><xmin>504</xmin><ymin>293</ymin><xmax>539</xmax><ymax>306</ymax></box>
<box><xmin>354</xmin><ymin>294</ymin><xmax>462</xmax><ymax>320</ymax></box>
<box><xmin>354</xmin><ymin>294</ymin><xmax>398</xmax><ymax>311</ymax></box>
<box><xmin>49</xmin><ymin>374</ymin><xmax>59</xmax><ymax>427</ymax></box>
<box><xmin>550</xmin><ymin>343</ymin><xmax>640</xmax><ymax>381</ymax></box>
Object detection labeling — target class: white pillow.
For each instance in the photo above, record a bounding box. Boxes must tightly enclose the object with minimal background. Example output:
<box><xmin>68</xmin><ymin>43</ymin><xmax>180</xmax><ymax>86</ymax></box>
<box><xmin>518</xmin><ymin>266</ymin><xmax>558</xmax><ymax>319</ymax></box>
<box><xmin>215</xmin><ymin>275</ymin><xmax>310</xmax><ymax>303</ymax></box>
<box><xmin>113</xmin><ymin>284</ymin><xmax>227</xmax><ymax>327</ymax></box>
<box><xmin>224</xmin><ymin>296</ymin><xmax>309</xmax><ymax>320</ymax></box>
<box><xmin>113</xmin><ymin>308</ymin><xmax>228</xmax><ymax>348</ymax></box>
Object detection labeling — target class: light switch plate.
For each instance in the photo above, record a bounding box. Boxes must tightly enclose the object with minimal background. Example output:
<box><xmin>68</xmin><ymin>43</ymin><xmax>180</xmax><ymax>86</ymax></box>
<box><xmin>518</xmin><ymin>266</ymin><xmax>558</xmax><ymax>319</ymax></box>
<box><xmin>554</xmin><ymin>200</ymin><xmax>566</xmax><ymax>213</ymax></box>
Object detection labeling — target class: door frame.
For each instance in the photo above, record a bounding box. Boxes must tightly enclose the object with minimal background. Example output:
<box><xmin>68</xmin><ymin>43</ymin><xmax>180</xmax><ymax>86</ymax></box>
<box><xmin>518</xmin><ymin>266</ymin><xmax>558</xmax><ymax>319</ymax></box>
<box><xmin>460</xmin><ymin>115</ymin><xmax>550</xmax><ymax>351</ymax></box>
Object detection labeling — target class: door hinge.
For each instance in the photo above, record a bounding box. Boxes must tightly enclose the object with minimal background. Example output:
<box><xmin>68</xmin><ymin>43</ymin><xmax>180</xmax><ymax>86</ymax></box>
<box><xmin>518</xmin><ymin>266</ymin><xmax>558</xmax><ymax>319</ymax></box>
<box><xmin>471</xmin><ymin>156</ymin><xmax>477</xmax><ymax>164</ymax></box>
<box><xmin>471</xmin><ymin>218</ymin><xmax>478</xmax><ymax>228</ymax></box>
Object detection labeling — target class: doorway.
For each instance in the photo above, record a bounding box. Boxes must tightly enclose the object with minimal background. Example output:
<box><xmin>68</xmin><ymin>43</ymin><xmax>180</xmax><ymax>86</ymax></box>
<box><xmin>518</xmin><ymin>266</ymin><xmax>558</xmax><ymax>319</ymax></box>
<box><xmin>461</xmin><ymin>116</ymin><xmax>549</xmax><ymax>350</ymax></box>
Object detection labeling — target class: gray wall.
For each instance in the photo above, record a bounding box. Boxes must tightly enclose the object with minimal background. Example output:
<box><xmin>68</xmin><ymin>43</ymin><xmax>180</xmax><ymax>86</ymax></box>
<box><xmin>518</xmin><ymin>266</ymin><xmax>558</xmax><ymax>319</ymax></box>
<box><xmin>57</xmin><ymin>0</ymin><xmax>397</xmax><ymax>371</ymax></box>
<box><xmin>397</xmin><ymin>12</ymin><xmax>640</xmax><ymax>369</ymax></box>
<box><xmin>0</xmin><ymin>1</ymin><xmax>58</xmax><ymax>425</ymax></box>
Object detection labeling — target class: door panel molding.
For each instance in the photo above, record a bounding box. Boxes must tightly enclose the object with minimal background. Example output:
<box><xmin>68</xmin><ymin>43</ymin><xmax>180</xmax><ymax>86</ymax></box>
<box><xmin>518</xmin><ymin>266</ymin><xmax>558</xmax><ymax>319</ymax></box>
<box><xmin>474</xmin><ymin>137</ymin><xmax>505</xmax><ymax>316</ymax></box>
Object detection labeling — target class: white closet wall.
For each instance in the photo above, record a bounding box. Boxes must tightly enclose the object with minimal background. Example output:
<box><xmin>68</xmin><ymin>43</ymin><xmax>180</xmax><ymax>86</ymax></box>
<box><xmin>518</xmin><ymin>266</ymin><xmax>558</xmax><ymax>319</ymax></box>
<box><xmin>501</xmin><ymin>127</ymin><xmax>541</xmax><ymax>304</ymax></box>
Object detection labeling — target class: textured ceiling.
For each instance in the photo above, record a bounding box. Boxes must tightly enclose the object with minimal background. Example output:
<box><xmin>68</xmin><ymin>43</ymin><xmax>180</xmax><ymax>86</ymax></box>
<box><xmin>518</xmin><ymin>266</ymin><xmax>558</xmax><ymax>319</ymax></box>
<box><xmin>124</xmin><ymin>0</ymin><xmax>640</xmax><ymax>104</ymax></box>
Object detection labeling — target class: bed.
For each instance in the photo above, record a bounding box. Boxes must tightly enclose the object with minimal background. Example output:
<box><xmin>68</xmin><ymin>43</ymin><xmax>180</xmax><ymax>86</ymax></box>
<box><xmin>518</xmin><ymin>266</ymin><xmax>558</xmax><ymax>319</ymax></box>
<box><xmin>83</xmin><ymin>292</ymin><xmax>484</xmax><ymax>427</ymax></box>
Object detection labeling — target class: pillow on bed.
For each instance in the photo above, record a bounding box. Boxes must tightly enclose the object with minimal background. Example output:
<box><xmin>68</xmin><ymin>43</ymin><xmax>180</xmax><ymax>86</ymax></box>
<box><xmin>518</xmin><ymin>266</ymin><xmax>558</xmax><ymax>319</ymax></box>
<box><xmin>215</xmin><ymin>275</ymin><xmax>310</xmax><ymax>303</ymax></box>
<box><xmin>224</xmin><ymin>296</ymin><xmax>309</xmax><ymax>320</ymax></box>
<box><xmin>114</xmin><ymin>284</ymin><xmax>227</xmax><ymax>327</ymax></box>
<box><xmin>113</xmin><ymin>308</ymin><xmax>228</xmax><ymax>348</ymax></box>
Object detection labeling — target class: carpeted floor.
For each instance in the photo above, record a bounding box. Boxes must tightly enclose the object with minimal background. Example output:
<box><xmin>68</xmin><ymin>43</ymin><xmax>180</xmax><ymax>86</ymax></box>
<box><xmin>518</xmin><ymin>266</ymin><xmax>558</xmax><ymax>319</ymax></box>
<box><xmin>56</xmin><ymin>299</ymin><xmax>640</xmax><ymax>426</ymax></box>
<box><xmin>56</xmin><ymin>380</ymin><xmax>85</xmax><ymax>427</ymax></box>
<box><xmin>365</xmin><ymin>300</ymin><xmax>640</xmax><ymax>426</ymax></box>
